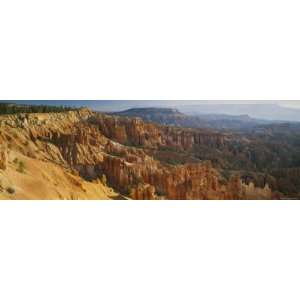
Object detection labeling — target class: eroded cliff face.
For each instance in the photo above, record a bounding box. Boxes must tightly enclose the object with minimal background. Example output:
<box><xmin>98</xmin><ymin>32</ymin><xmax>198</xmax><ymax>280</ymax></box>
<box><xmin>88</xmin><ymin>113</ymin><xmax>228</xmax><ymax>151</ymax></box>
<box><xmin>0</xmin><ymin>109</ymin><xmax>273</xmax><ymax>200</ymax></box>
<box><xmin>0</xmin><ymin>145</ymin><xmax>8</xmax><ymax>170</ymax></box>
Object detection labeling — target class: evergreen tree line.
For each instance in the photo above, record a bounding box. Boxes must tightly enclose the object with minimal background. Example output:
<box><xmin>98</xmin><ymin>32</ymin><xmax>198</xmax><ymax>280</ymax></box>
<box><xmin>0</xmin><ymin>103</ymin><xmax>78</xmax><ymax>115</ymax></box>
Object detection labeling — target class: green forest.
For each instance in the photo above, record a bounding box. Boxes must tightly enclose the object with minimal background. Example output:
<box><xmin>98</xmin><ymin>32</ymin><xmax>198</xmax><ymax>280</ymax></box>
<box><xmin>0</xmin><ymin>102</ymin><xmax>77</xmax><ymax>115</ymax></box>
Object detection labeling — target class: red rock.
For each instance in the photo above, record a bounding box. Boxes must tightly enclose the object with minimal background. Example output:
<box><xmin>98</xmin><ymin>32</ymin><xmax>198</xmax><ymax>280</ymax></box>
<box><xmin>0</xmin><ymin>145</ymin><xmax>8</xmax><ymax>170</ymax></box>
<box><xmin>0</xmin><ymin>108</ymin><xmax>274</xmax><ymax>199</ymax></box>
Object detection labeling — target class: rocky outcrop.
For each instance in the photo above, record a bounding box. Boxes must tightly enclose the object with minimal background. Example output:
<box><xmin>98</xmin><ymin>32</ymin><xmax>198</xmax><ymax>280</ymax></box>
<box><xmin>242</xmin><ymin>182</ymin><xmax>272</xmax><ymax>200</ymax></box>
<box><xmin>130</xmin><ymin>184</ymin><xmax>156</xmax><ymax>200</ymax></box>
<box><xmin>89</xmin><ymin>113</ymin><xmax>228</xmax><ymax>151</ymax></box>
<box><xmin>0</xmin><ymin>145</ymin><xmax>8</xmax><ymax>170</ymax></box>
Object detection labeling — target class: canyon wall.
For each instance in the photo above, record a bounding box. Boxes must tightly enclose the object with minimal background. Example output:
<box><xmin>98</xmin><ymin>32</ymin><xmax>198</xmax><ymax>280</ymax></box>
<box><xmin>0</xmin><ymin>109</ymin><xmax>273</xmax><ymax>199</ymax></box>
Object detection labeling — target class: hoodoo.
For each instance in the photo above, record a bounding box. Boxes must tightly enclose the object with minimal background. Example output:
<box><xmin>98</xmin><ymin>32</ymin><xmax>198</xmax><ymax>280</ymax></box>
<box><xmin>0</xmin><ymin>108</ymin><xmax>282</xmax><ymax>199</ymax></box>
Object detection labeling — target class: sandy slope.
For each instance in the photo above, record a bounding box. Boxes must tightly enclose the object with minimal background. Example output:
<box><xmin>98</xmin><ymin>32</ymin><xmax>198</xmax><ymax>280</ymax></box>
<box><xmin>0</xmin><ymin>151</ymin><xmax>118</xmax><ymax>200</ymax></box>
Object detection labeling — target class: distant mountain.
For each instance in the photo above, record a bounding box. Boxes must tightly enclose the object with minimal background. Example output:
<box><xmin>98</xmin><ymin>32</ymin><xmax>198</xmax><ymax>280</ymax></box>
<box><xmin>2</xmin><ymin>100</ymin><xmax>300</xmax><ymax>122</ymax></box>
<box><xmin>179</xmin><ymin>103</ymin><xmax>300</xmax><ymax>122</ymax></box>
<box><xmin>113</xmin><ymin>107</ymin><xmax>276</xmax><ymax>130</ymax></box>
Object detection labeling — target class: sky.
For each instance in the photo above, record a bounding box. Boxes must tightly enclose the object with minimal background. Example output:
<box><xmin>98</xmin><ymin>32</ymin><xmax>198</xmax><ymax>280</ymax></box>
<box><xmin>278</xmin><ymin>100</ymin><xmax>300</xmax><ymax>109</ymax></box>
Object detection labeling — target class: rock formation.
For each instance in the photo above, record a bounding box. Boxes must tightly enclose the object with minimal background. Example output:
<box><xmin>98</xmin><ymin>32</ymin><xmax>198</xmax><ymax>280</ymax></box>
<box><xmin>0</xmin><ymin>145</ymin><xmax>8</xmax><ymax>170</ymax></box>
<box><xmin>0</xmin><ymin>108</ymin><xmax>276</xmax><ymax>199</ymax></box>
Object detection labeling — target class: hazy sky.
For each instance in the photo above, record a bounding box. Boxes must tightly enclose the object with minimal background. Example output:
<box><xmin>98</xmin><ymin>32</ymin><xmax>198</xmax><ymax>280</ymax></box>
<box><xmin>278</xmin><ymin>100</ymin><xmax>300</xmax><ymax>109</ymax></box>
